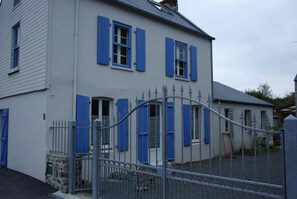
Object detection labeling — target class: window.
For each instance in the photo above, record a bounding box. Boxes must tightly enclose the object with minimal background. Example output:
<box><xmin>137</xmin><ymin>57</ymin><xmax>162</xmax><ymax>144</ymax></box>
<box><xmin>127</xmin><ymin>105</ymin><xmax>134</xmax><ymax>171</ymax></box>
<box><xmin>244</xmin><ymin>110</ymin><xmax>252</xmax><ymax>131</ymax></box>
<box><xmin>261</xmin><ymin>111</ymin><xmax>267</xmax><ymax>129</ymax></box>
<box><xmin>148</xmin><ymin>0</ymin><xmax>171</xmax><ymax>14</ymax></box>
<box><xmin>91</xmin><ymin>98</ymin><xmax>112</xmax><ymax>148</ymax></box>
<box><xmin>12</xmin><ymin>23</ymin><xmax>20</xmax><ymax>68</ymax></box>
<box><xmin>175</xmin><ymin>42</ymin><xmax>187</xmax><ymax>78</ymax></box>
<box><xmin>166</xmin><ymin>38</ymin><xmax>197</xmax><ymax>81</ymax></box>
<box><xmin>148</xmin><ymin>104</ymin><xmax>161</xmax><ymax>149</ymax></box>
<box><xmin>224</xmin><ymin>108</ymin><xmax>233</xmax><ymax>131</ymax></box>
<box><xmin>191</xmin><ymin>106</ymin><xmax>200</xmax><ymax>141</ymax></box>
<box><xmin>113</xmin><ymin>22</ymin><xmax>131</xmax><ymax>68</ymax></box>
<box><xmin>14</xmin><ymin>0</ymin><xmax>21</xmax><ymax>7</ymax></box>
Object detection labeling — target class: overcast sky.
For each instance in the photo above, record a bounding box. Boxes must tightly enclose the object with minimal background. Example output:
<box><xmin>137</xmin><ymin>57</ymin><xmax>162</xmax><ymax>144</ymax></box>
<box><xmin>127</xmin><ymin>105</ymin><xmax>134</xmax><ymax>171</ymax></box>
<box><xmin>179</xmin><ymin>0</ymin><xmax>297</xmax><ymax>97</ymax></box>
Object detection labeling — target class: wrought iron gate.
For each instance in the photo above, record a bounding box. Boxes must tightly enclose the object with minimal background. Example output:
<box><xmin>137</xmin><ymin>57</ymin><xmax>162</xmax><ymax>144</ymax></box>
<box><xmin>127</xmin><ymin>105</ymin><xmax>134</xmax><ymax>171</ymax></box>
<box><xmin>52</xmin><ymin>86</ymin><xmax>286</xmax><ymax>199</ymax></box>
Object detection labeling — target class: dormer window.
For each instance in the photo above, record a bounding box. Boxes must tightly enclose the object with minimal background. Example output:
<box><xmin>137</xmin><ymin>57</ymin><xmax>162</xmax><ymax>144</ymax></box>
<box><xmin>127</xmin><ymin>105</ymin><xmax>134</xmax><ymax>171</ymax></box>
<box><xmin>14</xmin><ymin>0</ymin><xmax>21</xmax><ymax>7</ymax></box>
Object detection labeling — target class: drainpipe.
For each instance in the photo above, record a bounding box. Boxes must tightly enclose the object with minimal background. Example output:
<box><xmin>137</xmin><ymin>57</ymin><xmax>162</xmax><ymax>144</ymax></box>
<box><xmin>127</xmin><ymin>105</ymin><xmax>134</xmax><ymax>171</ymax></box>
<box><xmin>72</xmin><ymin>0</ymin><xmax>80</xmax><ymax>120</ymax></box>
<box><xmin>294</xmin><ymin>75</ymin><xmax>297</xmax><ymax>117</ymax></box>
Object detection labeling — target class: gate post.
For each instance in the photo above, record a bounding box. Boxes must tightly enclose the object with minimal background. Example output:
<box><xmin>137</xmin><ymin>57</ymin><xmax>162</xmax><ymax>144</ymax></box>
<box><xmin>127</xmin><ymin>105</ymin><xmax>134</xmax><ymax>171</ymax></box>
<box><xmin>162</xmin><ymin>86</ymin><xmax>168</xmax><ymax>199</ymax></box>
<box><xmin>68</xmin><ymin>120</ymin><xmax>76</xmax><ymax>194</ymax></box>
<box><xmin>92</xmin><ymin>119</ymin><xmax>101</xmax><ymax>199</ymax></box>
<box><xmin>284</xmin><ymin>115</ymin><xmax>297</xmax><ymax>199</ymax></box>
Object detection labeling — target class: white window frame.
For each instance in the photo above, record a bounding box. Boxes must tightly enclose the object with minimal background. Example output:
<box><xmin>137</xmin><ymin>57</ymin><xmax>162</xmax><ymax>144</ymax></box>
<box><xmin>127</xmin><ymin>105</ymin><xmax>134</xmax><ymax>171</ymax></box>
<box><xmin>112</xmin><ymin>22</ymin><xmax>131</xmax><ymax>68</ymax></box>
<box><xmin>91</xmin><ymin>98</ymin><xmax>113</xmax><ymax>151</ymax></box>
<box><xmin>191</xmin><ymin>106</ymin><xmax>200</xmax><ymax>142</ymax></box>
<box><xmin>175</xmin><ymin>41</ymin><xmax>188</xmax><ymax>79</ymax></box>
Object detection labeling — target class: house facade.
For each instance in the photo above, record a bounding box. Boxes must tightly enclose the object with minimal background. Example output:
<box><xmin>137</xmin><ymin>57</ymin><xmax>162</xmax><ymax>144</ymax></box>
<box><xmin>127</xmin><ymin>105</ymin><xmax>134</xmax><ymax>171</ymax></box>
<box><xmin>0</xmin><ymin>0</ymin><xmax>214</xmax><ymax>181</ymax></box>
<box><xmin>212</xmin><ymin>82</ymin><xmax>274</xmax><ymax>156</ymax></box>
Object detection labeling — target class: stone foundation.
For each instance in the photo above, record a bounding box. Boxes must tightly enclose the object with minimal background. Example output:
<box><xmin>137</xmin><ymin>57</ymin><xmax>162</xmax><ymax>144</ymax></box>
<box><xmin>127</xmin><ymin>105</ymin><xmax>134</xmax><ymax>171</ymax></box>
<box><xmin>46</xmin><ymin>153</ymin><xmax>69</xmax><ymax>193</ymax></box>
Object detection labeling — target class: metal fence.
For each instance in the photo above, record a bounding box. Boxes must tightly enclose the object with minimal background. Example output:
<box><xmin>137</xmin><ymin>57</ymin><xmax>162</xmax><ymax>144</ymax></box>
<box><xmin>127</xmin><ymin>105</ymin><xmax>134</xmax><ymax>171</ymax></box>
<box><xmin>50</xmin><ymin>86</ymin><xmax>291</xmax><ymax>199</ymax></box>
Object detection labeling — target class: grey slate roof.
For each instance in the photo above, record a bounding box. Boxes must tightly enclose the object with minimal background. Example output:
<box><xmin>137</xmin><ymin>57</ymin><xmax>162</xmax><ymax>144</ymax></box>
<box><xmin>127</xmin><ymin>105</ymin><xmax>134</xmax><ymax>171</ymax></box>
<box><xmin>213</xmin><ymin>82</ymin><xmax>273</xmax><ymax>107</ymax></box>
<box><xmin>107</xmin><ymin>0</ymin><xmax>214</xmax><ymax>40</ymax></box>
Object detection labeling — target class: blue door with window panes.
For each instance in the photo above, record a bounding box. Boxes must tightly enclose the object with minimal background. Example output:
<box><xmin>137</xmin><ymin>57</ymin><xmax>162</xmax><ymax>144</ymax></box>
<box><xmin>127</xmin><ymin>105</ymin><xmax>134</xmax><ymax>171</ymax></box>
<box><xmin>0</xmin><ymin>109</ymin><xmax>9</xmax><ymax>167</ymax></box>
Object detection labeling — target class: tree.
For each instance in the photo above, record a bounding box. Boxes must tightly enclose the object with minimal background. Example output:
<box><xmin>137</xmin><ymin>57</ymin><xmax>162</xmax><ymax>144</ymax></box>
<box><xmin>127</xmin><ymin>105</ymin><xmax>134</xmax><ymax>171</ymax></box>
<box><xmin>245</xmin><ymin>83</ymin><xmax>273</xmax><ymax>103</ymax></box>
<box><xmin>257</xmin><ymin>83</ymin><xmax>273</xmax><ymax>99</ymax></box>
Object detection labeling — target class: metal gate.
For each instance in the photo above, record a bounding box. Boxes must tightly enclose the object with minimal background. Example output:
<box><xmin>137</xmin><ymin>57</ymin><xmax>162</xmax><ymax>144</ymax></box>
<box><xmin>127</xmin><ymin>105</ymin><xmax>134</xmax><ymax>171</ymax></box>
<box><xmin>52</xmin><ymin>86</ymin><xmax>286</xmax><ymax>198</ymax></box>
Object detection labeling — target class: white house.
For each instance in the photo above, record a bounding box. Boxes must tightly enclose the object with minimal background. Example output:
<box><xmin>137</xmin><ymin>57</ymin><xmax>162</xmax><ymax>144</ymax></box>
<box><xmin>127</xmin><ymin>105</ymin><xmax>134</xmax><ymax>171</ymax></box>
<box><xmin>0</xmin><ymin>0</ymin><xmax>215</xmax><ymax>182</ymax></box>
<box><xmin>212</xmin><ymin>81</ymin><xmax>274</xmax><ymax>156</ymax></box>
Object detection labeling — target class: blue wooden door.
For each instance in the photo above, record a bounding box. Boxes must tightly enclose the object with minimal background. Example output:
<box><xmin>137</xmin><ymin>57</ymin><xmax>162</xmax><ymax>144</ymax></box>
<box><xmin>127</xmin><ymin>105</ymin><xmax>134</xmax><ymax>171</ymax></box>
<box><xmin>0</xmin><ymin>109</ymin><xmax>9</xmax><ymax>167</ymax></box>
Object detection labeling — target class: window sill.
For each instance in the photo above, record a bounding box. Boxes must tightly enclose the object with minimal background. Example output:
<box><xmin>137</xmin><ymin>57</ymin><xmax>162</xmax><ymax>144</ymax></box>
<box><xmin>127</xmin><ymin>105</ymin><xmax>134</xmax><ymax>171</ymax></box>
<box><xmin>8</xmin><ymin>67</ymin><xmax>20</xmax><ymax>75</ymax></box>
<box><xmin>111</xmin><ymin>65</ymin><xmax>133</xmax><ymax>72</ymax></box>
<box><xmin>174</xmin><ymin>76</ymin><xmax>189</xmax><ymax>82</ymax></box>
<box><xmin>192</xmin><ymin>140</ymin><xmax>201</xmax><ymax>145</ymax></box>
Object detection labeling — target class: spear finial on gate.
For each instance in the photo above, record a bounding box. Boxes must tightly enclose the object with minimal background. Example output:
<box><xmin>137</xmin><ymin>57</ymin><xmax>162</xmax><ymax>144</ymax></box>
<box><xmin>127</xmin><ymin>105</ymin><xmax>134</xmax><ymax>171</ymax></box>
<box><xmin>180</xmin><ymin>85</ymin><xmax>184</xmax><ymax>97</ymax></box>
<box><xmin>240</xmin><ymin>111</ymin><xmax>244</xmax><ymax>125</ymax></box>
<box><xmin>252</xmin><ymin>113</ymin><xmax>257</xmax><ymax>128</ymax></box>
<box><xmin>135</xmin><ymin>96</ymin><xmax>138</xmax><ymax>104</ymax></box>
<box><xmin>172</xmin><ymin>84</ymin><xmax>176</xmax><ymax>96</ymax></box>
<box><xmin>129</xmin><ymin>101</ymin><xmax>132</xmax><ymax>111</ymax></box>
<box><xmin>217</xmin><ymin>100</ymin><xmax>222</xmax><ymax>113</ymax></box>
<box><xmin>198</xmin><ymin>89</ymin><xmax>202</xmax><ymax>102</ymax></box>
<box><xmin>148</xmin><ymin>89</ymin><xmax>151</xmax><ymax>100</ymax></box>
<box><xmin>188</xmin><ymin>86</ymin><xmax>192</xmax><ymax>98</ymax></box>
<box><xmin>207</xmin><ymin>95</ymin><xmax>211</xmax><ymax>107</ymax></box>
<box><xmin>141</xmin><ymin>92</ymin><xmax>145</xmax><ymax>101</ymax></box>
<box><xmin>155</xmin><ymin>87</ymin><xmax>158</xmax><ymax>98</ymax></box>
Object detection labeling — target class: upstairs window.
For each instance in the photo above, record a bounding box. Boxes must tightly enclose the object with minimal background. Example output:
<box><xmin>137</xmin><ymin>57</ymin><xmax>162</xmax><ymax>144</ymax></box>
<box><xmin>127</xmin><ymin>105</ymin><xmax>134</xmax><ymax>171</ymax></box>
<box><xmin>165</xmin><ymin>38</ymin><xmax>197</xmax><ymax>81</ymax></box>
<box><xmin>12</xmin><ymin>23</ymin><xmax>20</xmax><ymax>68</ymax></box>
<box><xmin>97</xmin><ymin>16</ymin><xmax>146</xmax><ymax>71</ymax></box>
<box><xmin>175</xmin><ymin>42</ymin><xmax>187</xmax><ymax>78</ymax></box>
<box><xmin>14</xmin><ymin>0</ymin><xmax>21</xmax><ymax>7</ymax></box>
<box><xmin>112</xmin><ymin>22</ymin><xmax>131</xmax><ymax>68</ymax></box>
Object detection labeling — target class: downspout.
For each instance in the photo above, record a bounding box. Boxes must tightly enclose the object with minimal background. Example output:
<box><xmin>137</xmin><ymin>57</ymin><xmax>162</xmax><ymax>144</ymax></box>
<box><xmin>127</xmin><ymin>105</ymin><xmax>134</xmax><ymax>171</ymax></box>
<box><xmin>72</xmin><ymin>0</ymin><xmax>80</xmax><ymax>120</ymax></box>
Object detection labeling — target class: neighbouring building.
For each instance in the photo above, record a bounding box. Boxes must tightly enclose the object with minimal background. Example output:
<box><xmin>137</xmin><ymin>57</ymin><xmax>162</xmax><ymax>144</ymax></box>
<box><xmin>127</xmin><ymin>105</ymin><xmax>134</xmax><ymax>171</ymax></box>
<box><xmin>212</xmin><ymin>81</ymin><xmax>274</xmax><ymax>156</ymax></box>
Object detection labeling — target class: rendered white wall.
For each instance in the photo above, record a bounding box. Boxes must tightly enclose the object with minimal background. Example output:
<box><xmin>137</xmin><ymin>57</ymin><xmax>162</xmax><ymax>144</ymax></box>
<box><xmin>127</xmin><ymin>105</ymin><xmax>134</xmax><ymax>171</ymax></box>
<box><xmin>0</xmin><ymin>91</ymin><xmax>47</xmax><ymax>182</ymax></box>
<box><xmin>46</xmin><ymin>0</ymin><xmax>213</xmax><ymax>163</ymax></box>
<box><xmin>211</xmin><ymin>102</ymin><xmax>274</xmax><ymax>157</ymax></box>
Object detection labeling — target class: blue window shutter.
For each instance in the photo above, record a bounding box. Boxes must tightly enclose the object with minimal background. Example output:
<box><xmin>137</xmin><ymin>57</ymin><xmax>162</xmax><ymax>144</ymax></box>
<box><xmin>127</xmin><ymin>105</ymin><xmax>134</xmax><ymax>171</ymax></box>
<box><xmin>136</xmin><ymin>28</ymin><xmax>146</xmax><ymax>72</ymax></box>
<box><xmin>0</xmin><ymin>109</ymin><xmax>9</xmax><ymax>167</ymax></box>
<box><xmin>167</xmin><ymin>102</ymin><xmax>174</xmax><ymax>161</ymax></box>
<box><xmin>166</xmin><ymin>37</ymin><xmax>174</xmax><ymax>77</ymax></box>
<box><xmin>137</xmin><ymin>100</ymin><xmax>148</xmax><ymax>164</ymax></box>
<box><xmin>117</xmin><ymin>99</ymin><xmax>129</xmax><ymax>152</ymax></box>
<box><xmin>204</xmin><ymin>107</ymin><xmax>210</xmax><ymax>144</ymax></box>
<box><xmin>190</xmin><ymin>46</ymin><xmax>197</xmax><ymax>81</ymax></box>
<box><xmin>183</xmin><ymin>105</ymin><xmax>191</xmax><ymax>146</ymax></box>
<box><xmin>76</xmin><ymin>95</ymin><xmax>90</xmax><ymax>153</ymax></box>
<box><xmin>97</xmin><ymin>16</ymin><xmax>110</xmax><ymax>65</ymax></box>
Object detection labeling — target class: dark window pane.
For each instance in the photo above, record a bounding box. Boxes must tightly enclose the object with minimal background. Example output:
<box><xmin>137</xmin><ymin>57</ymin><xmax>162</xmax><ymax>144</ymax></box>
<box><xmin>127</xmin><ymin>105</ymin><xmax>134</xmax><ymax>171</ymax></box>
<box><xmin>92</xmin><ymin>99</ymin><xmax>99</xmax><ymax>116</ymax></box>
<box><xmin>120</xmin><ymin>56</ymin><xmax>127</xmax><ymax>65</ymax></box>
<box><xmin>102</xmin><ymin>100</ymin><xmax>109</xmax><ymax>116</ymax></box>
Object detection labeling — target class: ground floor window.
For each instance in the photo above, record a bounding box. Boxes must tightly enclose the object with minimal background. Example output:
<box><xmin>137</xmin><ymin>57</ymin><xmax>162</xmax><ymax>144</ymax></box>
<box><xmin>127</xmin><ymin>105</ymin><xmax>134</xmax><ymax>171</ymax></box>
<box><xmin>224</xmin><ymin>108</ymin><xmax>233</xmax><ymax>132</ymax></box>
<box><xmin>261</xmin><ymin>111</ymin><xmax>267</xmax><ymax>129</ymax></box>
<box><xmin>191</xmin><ymin>106</ymin><xmax>200</xmax><ymax>141</ymax></box>
<box><xmin>91</xmin><ymin>98</ymin><xmax>112</xmax><ymax>147</ymax></box>
<box><xmin>148</xmin><ymin>103</ymin><xmax>161</xmax><ymax>149</ymax></box>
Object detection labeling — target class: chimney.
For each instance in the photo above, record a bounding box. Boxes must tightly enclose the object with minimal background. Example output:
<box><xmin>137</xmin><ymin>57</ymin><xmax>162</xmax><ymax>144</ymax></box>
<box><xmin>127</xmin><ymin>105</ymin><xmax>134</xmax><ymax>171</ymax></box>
<box><xmin>160</xmin><ymin>0</ymin><xmax>178</xmax><ymax>10</ymax></box>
